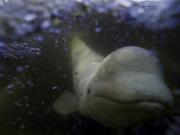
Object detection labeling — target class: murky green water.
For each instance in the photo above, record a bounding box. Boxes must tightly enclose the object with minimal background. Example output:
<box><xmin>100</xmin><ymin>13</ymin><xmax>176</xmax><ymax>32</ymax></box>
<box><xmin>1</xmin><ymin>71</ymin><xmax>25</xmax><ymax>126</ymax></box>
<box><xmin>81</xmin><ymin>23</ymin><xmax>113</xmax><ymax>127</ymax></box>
<box><xmin>0</xmin><ymin>0</ymin><xmax>180</xmax><ymax>135</ymax></box>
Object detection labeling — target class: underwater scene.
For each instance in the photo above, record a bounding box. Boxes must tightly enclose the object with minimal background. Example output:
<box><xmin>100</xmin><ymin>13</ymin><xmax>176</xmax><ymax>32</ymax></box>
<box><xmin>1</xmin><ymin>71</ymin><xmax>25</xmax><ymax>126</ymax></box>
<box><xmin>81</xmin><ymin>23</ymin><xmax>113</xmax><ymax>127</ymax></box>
<box><xmin>0</xmin><ymin>0</ymin><xmax>180</xmax><ymax>135</ymax></box>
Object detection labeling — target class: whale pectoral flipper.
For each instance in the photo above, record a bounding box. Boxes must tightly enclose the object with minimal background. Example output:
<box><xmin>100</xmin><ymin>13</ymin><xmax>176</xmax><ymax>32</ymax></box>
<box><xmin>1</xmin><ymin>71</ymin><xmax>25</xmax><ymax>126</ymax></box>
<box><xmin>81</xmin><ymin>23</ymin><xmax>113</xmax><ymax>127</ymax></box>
<box><xmin>53</xmin><ymin>91</ymin><xmax>78</xmax><ymax>115</ymax></box>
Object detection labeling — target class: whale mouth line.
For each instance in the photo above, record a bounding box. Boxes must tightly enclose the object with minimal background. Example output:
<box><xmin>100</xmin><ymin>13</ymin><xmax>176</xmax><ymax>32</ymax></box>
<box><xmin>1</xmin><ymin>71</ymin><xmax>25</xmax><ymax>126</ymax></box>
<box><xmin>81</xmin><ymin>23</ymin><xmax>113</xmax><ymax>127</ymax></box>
<box><xmin>94</xmin><ymin>95</ymin><xmax>168</xmax><ymax>109</ymax></box>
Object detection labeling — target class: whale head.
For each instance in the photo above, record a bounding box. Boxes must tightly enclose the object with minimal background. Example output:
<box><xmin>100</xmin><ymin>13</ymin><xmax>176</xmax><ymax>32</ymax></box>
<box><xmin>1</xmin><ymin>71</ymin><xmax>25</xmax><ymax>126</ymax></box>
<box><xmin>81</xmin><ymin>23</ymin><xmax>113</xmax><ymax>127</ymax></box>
<box><xmin>79</xmin><ymin>47</ymin><xmax>173</xmax><ymax>127</ymax></box>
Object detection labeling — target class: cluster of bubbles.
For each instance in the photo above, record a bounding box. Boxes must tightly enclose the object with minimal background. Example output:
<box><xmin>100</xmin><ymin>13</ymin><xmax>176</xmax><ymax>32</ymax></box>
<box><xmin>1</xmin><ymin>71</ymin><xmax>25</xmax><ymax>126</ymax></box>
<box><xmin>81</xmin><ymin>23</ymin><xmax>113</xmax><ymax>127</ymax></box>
<box><xmin>130</xmin><ymin>0</ymin><xmax>180</xmax><ymax>29</ymax></box>
<box><xmin>0</xmin><ymin>0</ymin><xmax>179</xmax><ymax>41</ymax></box>
<box><xmin>0</xmin><ymin>42</ymin><xmax>41</xmax><ymax>59</ymax></box>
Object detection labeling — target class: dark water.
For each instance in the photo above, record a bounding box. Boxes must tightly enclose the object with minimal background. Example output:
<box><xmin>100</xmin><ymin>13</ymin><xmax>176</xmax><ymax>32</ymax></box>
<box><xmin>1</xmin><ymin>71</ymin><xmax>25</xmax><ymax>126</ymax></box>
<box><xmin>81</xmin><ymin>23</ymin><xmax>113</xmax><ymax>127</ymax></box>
<box><xmin>0</xmin><ymin>0</ymin><xmax>180</xmax><ymax>135</ymax></box>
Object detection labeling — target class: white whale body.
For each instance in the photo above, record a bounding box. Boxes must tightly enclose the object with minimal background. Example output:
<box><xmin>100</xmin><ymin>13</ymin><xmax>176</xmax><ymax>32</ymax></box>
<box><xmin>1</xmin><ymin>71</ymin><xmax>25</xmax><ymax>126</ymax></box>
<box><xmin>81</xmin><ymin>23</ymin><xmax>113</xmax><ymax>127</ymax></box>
<box><xmin>53</xmin><ymin>37</ymin><xmax>173</xmax><ymax>128</ymax></box>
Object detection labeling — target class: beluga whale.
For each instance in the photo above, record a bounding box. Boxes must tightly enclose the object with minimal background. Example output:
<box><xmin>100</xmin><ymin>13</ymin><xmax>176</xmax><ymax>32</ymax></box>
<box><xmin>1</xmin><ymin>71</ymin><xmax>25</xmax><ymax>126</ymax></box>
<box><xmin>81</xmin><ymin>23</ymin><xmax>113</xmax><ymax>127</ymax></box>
<box><xmin>53</xmin><ymin>36</ymin><xmax>173</xmax><ymax>128</ymax></box>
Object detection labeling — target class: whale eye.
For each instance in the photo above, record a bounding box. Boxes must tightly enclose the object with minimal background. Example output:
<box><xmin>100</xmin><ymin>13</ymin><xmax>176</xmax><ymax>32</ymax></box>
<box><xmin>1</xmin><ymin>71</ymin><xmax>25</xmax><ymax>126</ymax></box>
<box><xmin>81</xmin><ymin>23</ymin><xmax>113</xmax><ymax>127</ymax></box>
<box><xmin>87</xmin><ymin>89</ymin><xmax>91</xmax><ymax>94</ymax></box>
<box><xmin>74</xmin><ymin>72</ymin><xmax>78</xmax><ymax>75</ymax></box>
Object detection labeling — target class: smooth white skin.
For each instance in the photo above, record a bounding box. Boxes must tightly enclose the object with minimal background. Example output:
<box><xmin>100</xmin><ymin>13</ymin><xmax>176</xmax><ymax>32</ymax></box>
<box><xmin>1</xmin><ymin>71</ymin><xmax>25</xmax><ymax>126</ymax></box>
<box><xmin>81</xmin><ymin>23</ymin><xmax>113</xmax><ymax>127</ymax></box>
<box><xmin>83</xmin><ymin>47</ymin><xmax>173</xmax><ymax>127</ymax></box>
<box><xmin>61</xmin><ymin>37</ymin><xmax>173</xmax><ymax>128</ymax></box>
